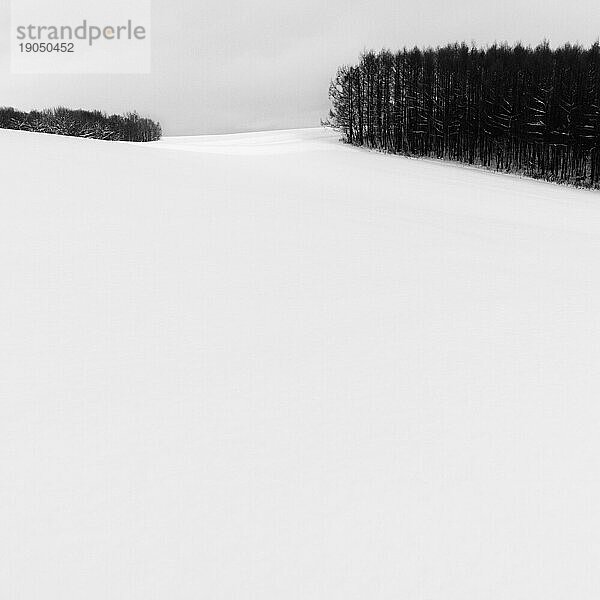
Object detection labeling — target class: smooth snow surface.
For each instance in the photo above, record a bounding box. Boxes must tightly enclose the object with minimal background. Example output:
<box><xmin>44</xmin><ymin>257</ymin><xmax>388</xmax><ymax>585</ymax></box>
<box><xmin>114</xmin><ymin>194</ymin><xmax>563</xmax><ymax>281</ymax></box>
<box><xmin>2</xmin><ymin>127</ymin><xmax>600</xmax><ymax>599</ymax></box>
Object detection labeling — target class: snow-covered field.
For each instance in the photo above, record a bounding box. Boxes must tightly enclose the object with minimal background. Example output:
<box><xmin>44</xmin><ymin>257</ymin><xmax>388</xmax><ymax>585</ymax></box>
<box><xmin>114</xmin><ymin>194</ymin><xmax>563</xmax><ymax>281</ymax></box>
<box><xmin>2</xmin><ymin>127</ymin><xmax>600</xmax><ymax>599</ymax></box>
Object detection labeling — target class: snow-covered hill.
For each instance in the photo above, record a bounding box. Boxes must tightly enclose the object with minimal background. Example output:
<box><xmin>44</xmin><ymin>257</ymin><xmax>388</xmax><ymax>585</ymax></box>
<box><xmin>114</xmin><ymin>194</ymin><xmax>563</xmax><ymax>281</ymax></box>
<box><xmin>2</xmin><ymin>127</ymin><xmax>600</xmax><ymax>599</ymax></box>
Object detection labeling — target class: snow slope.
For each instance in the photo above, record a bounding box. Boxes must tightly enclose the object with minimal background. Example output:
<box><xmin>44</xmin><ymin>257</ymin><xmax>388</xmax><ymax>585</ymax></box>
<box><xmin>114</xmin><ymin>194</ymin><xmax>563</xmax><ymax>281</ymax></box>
<box><xmin>2</xmin><ymin>127</ymin><xmax>600</xmax><ymax>599</ymax></box>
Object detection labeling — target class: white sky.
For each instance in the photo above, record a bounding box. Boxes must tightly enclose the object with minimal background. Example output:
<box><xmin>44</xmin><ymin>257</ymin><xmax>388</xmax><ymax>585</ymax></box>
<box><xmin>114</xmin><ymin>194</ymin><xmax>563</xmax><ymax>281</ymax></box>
<box><xmin>1</xmin><ymin>0</ymin><xmax>598</xmax><ymax>135</ymax></box>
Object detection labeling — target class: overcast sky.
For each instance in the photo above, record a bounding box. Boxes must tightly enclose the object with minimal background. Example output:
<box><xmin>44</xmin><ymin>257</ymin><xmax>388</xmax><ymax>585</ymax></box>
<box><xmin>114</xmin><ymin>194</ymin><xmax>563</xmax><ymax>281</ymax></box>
<box><xmin>1</xmin><ymin>0</ymin><xmax>599</xmax><ymax>135</ymax></box>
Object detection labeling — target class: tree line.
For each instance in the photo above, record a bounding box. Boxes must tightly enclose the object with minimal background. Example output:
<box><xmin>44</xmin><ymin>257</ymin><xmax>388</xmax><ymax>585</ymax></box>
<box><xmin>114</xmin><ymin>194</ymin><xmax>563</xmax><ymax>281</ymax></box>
<box><xmin>0</xmin><ymin>106</ymin><xmax>161</xmax><ymax>142</ymax></box>
<box><xmin>327</xmin><ymin>42</ymin><xmax>600</xmax><ymax>188</ymax></box>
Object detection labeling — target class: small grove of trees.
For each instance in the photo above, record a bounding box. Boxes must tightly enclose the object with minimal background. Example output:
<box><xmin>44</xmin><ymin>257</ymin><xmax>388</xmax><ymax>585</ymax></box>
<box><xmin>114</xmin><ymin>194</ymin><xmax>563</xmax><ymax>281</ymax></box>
<box><xmin>326</xmin><ymin>42</ymin><xmax>600</xmax><ymax>188</ymax></box>
<box><xmin>0</xmin><ymin>106</ymin><xmax>161</xmax><ymax>142</ymax></box>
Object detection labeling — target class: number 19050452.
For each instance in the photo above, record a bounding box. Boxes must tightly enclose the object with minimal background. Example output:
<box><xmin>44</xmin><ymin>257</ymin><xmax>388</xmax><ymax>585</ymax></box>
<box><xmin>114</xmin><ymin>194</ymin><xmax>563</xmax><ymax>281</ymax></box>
<box><xmin>19</xmin><ymin>42</ymin><xmax>74</xmax><ymax>53</ymax></box>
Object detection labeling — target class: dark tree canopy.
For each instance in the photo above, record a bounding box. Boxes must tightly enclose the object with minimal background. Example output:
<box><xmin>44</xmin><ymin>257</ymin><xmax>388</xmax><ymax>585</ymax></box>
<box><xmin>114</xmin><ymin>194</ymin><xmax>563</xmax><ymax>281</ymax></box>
<box><xmin>0</xmin><ymin>106</ymin><xmax>161</xmax><ymax>142</ymax></box>
<box><xmin>327</xmin><ymin>42</ymin><xmax>600</xmax><ymax>188</ymax></box>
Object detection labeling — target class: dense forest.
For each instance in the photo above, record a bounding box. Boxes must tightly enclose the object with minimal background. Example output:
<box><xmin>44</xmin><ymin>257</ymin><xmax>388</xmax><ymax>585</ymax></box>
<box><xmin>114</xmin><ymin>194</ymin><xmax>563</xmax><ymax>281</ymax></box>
<box><xmin>327</xmin><ymin>42</ymin><xmax>600</xmax><ymax>188</ymax></box>
<box><xmin>0</xmin><ymin>106</ymin><xmax>161</xmax><ymax>142</ymax></box>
